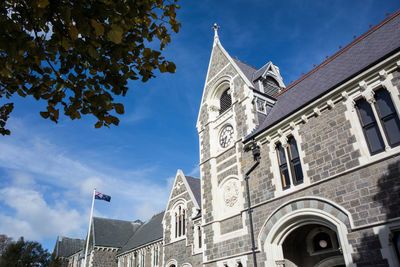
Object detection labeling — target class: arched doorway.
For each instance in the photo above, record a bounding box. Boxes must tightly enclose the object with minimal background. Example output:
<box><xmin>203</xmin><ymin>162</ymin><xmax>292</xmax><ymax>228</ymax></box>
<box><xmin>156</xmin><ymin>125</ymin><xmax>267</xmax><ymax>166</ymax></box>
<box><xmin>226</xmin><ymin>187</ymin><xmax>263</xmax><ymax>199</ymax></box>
<box><xmin>282</xmin><ymin>224</ymin><xmax>345</xmax><ymax>267</ymax></box>
<box><xmin>258</xmin><ymin>198</ymin><xmax>355</xmax><ymax>267</ymax></box>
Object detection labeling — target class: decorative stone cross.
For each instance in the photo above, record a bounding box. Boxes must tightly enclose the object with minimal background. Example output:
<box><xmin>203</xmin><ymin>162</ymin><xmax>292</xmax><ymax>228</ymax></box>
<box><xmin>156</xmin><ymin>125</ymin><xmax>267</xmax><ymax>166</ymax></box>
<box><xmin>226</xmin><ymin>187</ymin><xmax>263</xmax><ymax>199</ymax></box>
<box><xmin>212</xmin><ymin>23</ymin><xmax>220</xmax><ymax>38</ymax></box>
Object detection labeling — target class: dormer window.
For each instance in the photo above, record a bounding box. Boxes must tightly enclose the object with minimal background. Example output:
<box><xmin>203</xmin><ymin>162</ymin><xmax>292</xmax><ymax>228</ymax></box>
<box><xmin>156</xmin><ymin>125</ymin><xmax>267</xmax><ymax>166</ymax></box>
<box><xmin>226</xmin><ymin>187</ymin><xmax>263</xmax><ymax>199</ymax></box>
<box><xmin>263</xmin><ymin>76</ymin><xmax>280</xmax><ymax>96</ymax></box>
<box><xmin>219</xmin><ymin>89</ymin><xmax>232</xmax><ymax>114</ymax></box>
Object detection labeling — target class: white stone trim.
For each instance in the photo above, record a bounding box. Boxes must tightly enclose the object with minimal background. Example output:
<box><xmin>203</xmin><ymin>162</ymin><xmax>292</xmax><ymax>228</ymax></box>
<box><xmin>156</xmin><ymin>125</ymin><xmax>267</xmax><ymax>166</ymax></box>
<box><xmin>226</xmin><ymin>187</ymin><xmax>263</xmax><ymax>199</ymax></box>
<box><xmin>343</xmin><ymin>71</ymin><xmax>400</xmax><ymax>166</ymax></box>
<box><xmin>374</xmin><ymin>219</ymin><xmax>400</xmax><ymax>267</ymax></box>
<box><xmin>216</xmin><ymin>255</ymin><xmax>248</xmax><ymax>267</ymax></box>
<box><xmin>249</xmin><ymin>51</ymin><xmax>400</xmax><ymax>143</ymax></box>
<box><xmin>261</xmin><ymin>208</ymin><xmax>355</xmax><ymax>267</ymax></box>
<box><xmin>267</xmin><ymin>125</ymin><xmax>311</xmax><ymax>197</ymax></box>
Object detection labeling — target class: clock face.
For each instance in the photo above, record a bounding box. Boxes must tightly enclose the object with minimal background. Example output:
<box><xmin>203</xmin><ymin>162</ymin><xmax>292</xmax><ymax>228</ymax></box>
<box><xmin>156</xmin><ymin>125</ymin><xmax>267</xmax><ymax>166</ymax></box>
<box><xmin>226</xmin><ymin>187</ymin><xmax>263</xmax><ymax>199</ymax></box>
<box><xmin>219</xmin><ymin>125</ymin><xmax>234</xmax><ymax>148</ymax></box>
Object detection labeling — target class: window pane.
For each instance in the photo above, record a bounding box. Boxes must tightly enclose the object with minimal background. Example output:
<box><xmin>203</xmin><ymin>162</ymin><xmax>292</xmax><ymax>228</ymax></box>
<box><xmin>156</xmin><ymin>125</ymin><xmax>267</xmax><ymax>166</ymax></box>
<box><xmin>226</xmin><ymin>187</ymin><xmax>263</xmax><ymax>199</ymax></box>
<box><xmin>356</xmin><ymin>99</ymin><xmax>385</xmax><ymax>154</ymax></box>
<box><xmin>365</xmin><ymin>125</ymin><xmax>385</xmax><ymax>153</ymax></box>
<box><xmin>382</xmin><ymin>116</ymin><xmax>400</xmax><ymax>146</ymax></box>
<box><xmin>357</xmin><ymin>99</ymin><xmax>376</xmax><ymax>126</ymax></box>
<box><xmin>374</xmin><ymin>89</ymin><xmax>400</xmax><ymax>147</ymax></box>
<box><xmin>375</xmin><ymin>89</ymin><xmax>396</xmax><ymax>118</ymax></box>
<box><xmin>281</xmin><ymin>165</ymin><xmax>290</xmax><ymax>189</ymax></box>
<box><xmin>394</xmin><ymin>232</ymin><xmax>400</xmax><ymax>262</ymax></box>
<box><xmin>288</xmin><ymin>137</ymin><xmax>299</xmax><ymax>159</ymax></box>
<box><xmin>276</xmin><ymin>143</ymin><xmax>286</xmax><ymax>165</ymax></box>
<box><xmin>293</xmin><ymin>159</ymin><xmax>304</xmax><ymax>183</ymax></box>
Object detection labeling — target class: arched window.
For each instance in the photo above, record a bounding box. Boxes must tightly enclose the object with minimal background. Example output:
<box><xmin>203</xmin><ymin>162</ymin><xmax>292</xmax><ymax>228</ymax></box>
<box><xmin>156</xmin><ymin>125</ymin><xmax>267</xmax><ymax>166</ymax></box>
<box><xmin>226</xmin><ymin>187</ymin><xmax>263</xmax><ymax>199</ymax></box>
<box><xmin>219</xmin><ymin>89</ymin><xmax>232</xmax><ymax>114</ymax></box>
<box><xmin>172</xmin><ymin>203</ymin><xmax>186</xmax><ymax>239</ymax></box>
<box><xmin>198</xmin><ymin>226</ymin><xmax>202</xmax><ymax>248</ymax></box>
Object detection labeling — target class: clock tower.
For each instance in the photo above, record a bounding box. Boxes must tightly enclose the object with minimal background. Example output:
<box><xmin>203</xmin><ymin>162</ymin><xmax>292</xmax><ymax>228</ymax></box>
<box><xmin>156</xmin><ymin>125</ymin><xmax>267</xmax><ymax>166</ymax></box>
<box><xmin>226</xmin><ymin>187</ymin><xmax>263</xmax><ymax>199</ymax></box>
<box><xmin>195</xmin><ymin>25</ymin><xmax>283</xmax><ymax>265</ymax></box>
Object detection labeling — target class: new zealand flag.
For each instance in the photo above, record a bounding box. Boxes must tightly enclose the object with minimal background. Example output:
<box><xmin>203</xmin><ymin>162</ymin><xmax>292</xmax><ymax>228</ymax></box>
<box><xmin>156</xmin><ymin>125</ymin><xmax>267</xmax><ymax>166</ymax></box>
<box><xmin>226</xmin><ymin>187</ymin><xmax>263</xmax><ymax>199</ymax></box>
<box><xmin>95</xmin><ymin>191</ymin><xmax>111</xmax><ymax>202</ymax></box>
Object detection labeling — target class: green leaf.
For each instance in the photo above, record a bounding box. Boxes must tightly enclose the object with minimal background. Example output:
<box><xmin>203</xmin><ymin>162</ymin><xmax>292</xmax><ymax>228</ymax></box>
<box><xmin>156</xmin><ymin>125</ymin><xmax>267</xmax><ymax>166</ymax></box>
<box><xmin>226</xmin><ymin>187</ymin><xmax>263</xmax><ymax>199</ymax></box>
<box><xmin>114</xmin><ymin>103</ymin><xmax>124</xmax><ymax>114</ymax></box>
<box><xmin>40</xmin><ymin>111</ymin><xmax>50</xmax><ymax>119</ymax></box>
<box><xmin>94</xmin><ymin>121</ymin><xmax>103</xmax><ymax>128</ymax></box>
<box><xmin>90</xmin><ymin>20</ymin><xmax>104</xmax><ymax>37</ymax></box>
<box><xmin>107</xmin><ymin>25</ymin><xmax>123</xmax><ymax>44</ymax></box>
<box><xmin>37</xmin><ymin>0</ymin><xmax>49</xmax><ymax>8</ymax></box>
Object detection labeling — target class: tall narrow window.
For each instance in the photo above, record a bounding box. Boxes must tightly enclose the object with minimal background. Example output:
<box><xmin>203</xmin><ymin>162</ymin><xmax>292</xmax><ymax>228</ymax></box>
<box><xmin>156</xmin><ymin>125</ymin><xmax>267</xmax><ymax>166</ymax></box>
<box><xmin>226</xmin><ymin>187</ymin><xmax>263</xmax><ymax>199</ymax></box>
<box><xmin>178</xmin><ymin>207</ymin><xmax>182</xmax><ymax>236</ymax></box>
<box><xmin>182</xmin><ymin>210</ymin><xmax>185</xmax><ymax>235</ymax></box>
<box><xmin>276</xmin><ymin>137</ymin><xmax>304</xmax><ymax>190</ymax></box>
<box><xmin>219</xmin><ymin>89</ymin><xmax>232</xmax><ymax>114</ymax></box>
<box><xmin>276</xmin><ymin>142</ymin><xmax>290</xmax><ymax>189</ymax></box>
<box><xmin>374</xmin><ymin>88</ymin><xmax>400</xmax><ymax>147</ymax></box>
<box><xmin>356</xmin><ymin>98</ymin><xmax>385</xmax><ymax>154</ymax></box>
<box><xmin>175</xmin><ymin>213</ymin><xmax>178</xmax><ymax>238</ymax></box>
<box><xmin>288</xmin><ymin>136</ymin><xmax>303</xmax><ymax>184</ymax></box>
<box><xmin>198</xmin><ymin>226</ymin><xmax>202</xmax><ymax>248</ymax></box>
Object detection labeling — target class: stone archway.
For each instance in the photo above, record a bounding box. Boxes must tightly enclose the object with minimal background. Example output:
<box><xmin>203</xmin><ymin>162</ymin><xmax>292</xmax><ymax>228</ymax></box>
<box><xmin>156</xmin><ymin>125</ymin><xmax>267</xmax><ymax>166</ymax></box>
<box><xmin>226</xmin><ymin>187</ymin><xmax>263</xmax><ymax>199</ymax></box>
<box><xmin>258</xmin><ymin>198</ymin><xmax>355</xmax><ymax>267</ymax></box>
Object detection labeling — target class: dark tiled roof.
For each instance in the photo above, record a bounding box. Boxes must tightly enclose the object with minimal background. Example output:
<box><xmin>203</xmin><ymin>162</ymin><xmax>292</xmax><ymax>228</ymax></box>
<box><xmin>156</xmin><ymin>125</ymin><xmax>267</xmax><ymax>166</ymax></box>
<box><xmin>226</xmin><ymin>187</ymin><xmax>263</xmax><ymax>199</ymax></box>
<box><xmin>54</xmin><ymin>236</ymin><xmax>84</xmax><ymax>258</ymax></box>
<box><xmin>92</xmin><ymin>217</ymin><xmax>142</xmax><ymax>248</ymax></box>
<box><xmin>246</xmin><ymin>11</ymin><xmax>400</xmax><ymax>141</ymax></box>
<box><xmin>117</xmin><ymin>212</ymin><xmax>164</xmax><ymax>256</ymax></box>
<box><xmin>185</xmin><ymin>176</ymin><xmax>201</xmax><ymax>206</ymax></box>
<box><xmin>232</xmin><ymin>58</ymin><xmax>257</xmax><ymax>83</ymax></box>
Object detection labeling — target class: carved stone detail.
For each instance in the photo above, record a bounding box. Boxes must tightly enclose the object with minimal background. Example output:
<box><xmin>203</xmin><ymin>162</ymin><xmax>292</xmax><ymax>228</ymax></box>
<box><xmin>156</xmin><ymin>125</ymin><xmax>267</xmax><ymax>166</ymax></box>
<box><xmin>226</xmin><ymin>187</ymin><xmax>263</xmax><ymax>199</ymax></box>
<box><xmin>223</xmin><ymin>180</ymin><xmax>239</xmax><ymax>207</ymax></box>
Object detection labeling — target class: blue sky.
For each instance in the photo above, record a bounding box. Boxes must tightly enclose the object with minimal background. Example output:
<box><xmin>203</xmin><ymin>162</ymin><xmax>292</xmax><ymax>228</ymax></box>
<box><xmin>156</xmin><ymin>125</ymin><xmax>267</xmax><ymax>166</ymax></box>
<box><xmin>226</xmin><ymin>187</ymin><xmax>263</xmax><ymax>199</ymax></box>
<box><xmin>0</xmin><ymin>0</ymin><xmax>399</xmax><ymax>252</ymax></box>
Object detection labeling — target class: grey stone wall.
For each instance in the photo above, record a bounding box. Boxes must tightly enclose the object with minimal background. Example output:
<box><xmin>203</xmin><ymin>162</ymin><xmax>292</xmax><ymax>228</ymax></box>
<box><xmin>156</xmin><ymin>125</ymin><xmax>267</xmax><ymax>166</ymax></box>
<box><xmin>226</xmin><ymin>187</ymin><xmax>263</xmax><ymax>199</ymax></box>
<box><xmin>164</xmin><ymin>176</ymin><xmax>202</xmax><ymax>267</ymax></box>
<box><xmin>239</xmin><ymin>82</ymin><xmax>400</xmax><ymax>266</ymax></box>
<box><xmin>300</xmin><ymin>102</ymin><xmax>360</xmax><ymax>183</ymax></box>
<box><xmin>220</xmin><ymin>215</ymin><xmax>243</xmax><ymax>235</ymax></box>
<box><xmin>91</xmin><ymin>248</ymin><xmax>118</xmax><ymax>267</ymax></box>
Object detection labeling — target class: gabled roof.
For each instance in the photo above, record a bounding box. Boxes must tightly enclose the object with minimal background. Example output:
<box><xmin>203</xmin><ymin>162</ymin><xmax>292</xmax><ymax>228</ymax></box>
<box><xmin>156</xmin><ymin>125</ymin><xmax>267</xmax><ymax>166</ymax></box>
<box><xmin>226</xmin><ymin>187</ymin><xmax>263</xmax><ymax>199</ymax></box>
<box><xmin>185</xmin><ymin>175</ymin><xmax>201</xmax><ymax>207</ymax></box>
<box><xmin>117</xmin><ymin>212</ymin><xmax>164</xmax><ymax>256</ymax></box>
<box><xmin>92</xmin><ymin>217</ymin><xmax>142</xmax><ymax>248</ymax></box>
<box><xmin>246</xmin><ymin>10</ymin><xmax>400</xmax><ymax>141</ymax></box>
<box><xmin>53</xmin><ymin>236</ymin><xmax>84</xmax><ymax>258</ymax></box>
<box><xmin>232</xmin><ymin>58</ymin><xmax>284</xmax><ymax>94</ymax></box>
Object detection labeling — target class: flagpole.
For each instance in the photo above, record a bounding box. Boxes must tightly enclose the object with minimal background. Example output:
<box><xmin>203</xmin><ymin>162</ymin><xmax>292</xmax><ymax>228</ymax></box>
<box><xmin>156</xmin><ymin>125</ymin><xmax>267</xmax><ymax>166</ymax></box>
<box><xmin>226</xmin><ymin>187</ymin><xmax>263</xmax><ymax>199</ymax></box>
<box><xmin>83</xmin><ymin>188</ymin><xmax>96</xmax><ymax>267</ymax></box>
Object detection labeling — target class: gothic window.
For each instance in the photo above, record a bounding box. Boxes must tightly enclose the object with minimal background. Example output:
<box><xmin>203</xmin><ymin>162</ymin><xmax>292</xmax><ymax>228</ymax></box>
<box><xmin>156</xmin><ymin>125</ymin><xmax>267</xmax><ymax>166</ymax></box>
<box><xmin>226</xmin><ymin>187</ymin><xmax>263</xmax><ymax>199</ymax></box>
<box><xmin>198</xmin><ymin>226</ymin><xmax>202</xmax><ymax>248</ymax></box>
<box><xmin>276</xmin><ymin>136</ymin><xmax>303</xmax><ymax>190</ymax></box>
<box><xmin>173</xmin><ymin>204</ymin><xmax>186</xmax><ymax>239</ymax></box>
<box><xmin>219</xmin><ymin>89</ymin><xmax>232</xmax><ymax>114</ymax></box>
<box><xmin>394</xmin><ymin>231</ymin><xmax>400</xmax><ymax>262</ymax></box>
<box><xmin>356</xmin><ymin>88</ymin><xmax>400</xmax><ymax>154</ymax></box>
<box><xmin>153</xmin><ymin>246</ymin><xmax>159</xmax><ymax>266</ymax></box>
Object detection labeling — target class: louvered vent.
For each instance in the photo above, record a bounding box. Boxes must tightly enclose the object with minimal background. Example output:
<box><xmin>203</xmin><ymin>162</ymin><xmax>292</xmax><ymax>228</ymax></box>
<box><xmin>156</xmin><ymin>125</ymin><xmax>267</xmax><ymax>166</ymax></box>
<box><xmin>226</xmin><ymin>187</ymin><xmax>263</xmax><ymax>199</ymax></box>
<box><xmin>263</xmin><ymin>77</ymin><xmax>280</xmax><ymax>96</ymax></box>
<box><xmin>219</xmin><ymin>89</ymin><xmax>232</xmax><ymax>115</ymax></box>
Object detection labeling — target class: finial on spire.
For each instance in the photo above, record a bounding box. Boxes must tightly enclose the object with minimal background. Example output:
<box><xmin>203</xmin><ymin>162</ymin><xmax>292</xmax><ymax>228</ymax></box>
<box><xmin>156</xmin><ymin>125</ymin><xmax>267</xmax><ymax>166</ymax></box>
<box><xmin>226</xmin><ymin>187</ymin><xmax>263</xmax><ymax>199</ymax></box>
<box><xmin>212</xmin><ymin>23</ymin><xmax>220</xmax><ymax>39</ymax></box>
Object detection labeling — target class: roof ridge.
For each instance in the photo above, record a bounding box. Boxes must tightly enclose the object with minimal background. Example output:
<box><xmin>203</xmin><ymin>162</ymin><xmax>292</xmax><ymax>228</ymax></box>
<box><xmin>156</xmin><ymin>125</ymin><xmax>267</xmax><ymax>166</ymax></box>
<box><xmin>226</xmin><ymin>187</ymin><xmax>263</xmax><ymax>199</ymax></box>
<box><xmin>274</xmin><ymin>9</ymin><xmax>400</xmax><ymax>98</ymax></box>
<box><xmin>151</xmin><ymin>210</ymin><xmax>165</xmax><ymax>218</ymax></box>
<box><xmin>185</xmin><ymin>175</ymin><xmax>200</xmax><ymax>180</ymax></box>
<box><xmin>233</xmin><ymin>57</ymin><xmax>257</xmax><ymax>70</ymax></box>
<box><xmin>93</xmin><ymin>216</ymin><xmax>134</xmax><ymax>223</ymax></box>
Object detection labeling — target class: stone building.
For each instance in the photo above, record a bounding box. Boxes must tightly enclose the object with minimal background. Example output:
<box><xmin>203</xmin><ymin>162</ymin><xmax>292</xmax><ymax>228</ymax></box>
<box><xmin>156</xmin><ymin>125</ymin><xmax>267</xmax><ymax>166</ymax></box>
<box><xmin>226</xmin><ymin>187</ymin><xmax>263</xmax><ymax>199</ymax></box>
<box><xmin>58</xmin><ymin>10</ymin><xmax>400</xmax><ymax>267</ymax></box>
<box><xmin>52</xmin><ymin>236</ymin><xmax>84</xmax><ymax>267</ymax></box>
<box><xmin>116</xmin><ymin>211</ymin><xmax>164</xmax><ymax>267</ymax></box>
<box><xmin>195</xmin><ymin>11</ymin><xmax>400</xmax><ymax>267</ymax></box>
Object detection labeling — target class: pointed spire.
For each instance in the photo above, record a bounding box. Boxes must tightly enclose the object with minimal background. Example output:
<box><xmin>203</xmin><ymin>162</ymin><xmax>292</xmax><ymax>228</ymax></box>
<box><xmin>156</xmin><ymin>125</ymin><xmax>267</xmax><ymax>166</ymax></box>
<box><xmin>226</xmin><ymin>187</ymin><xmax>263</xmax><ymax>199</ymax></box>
<box><xmin>212</xmin><ymin>23</ymin><xmax>220</xmax><ymax>40</ymax></box>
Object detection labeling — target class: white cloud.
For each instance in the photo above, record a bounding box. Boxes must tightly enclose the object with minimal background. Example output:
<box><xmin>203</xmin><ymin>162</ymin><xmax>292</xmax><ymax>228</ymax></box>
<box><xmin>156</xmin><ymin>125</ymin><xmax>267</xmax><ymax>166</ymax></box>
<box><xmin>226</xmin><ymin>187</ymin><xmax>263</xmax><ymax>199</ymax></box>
<box><xmin>0</xmin><ymin>118</ymin><xmax>174</xmax><ymax>241</ymax></box>
<box><xmin>0</xmin><ymin>186</ymin><xmax>84</xmax><ymax>241</ymax></box>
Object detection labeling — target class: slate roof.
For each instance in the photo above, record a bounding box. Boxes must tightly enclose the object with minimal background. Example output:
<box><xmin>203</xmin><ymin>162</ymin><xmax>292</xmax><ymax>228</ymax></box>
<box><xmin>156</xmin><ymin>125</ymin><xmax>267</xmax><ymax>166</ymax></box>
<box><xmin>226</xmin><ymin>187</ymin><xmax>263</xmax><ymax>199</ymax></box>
<box><xmin>233</xmin><ymin>57</ymin><xmax>284</xmax><ymax>95</ymax></box>
<box><xmin>245</xmin><ymin>10</ymin><xmax>400</xmax><ymax>141</ymax></box>
<box><xmin>54</xmin><ymin>236</ymin><xmax>84</xmax><ymax>258</ymax></box>
<box><xmin>92</xmin><ymin>217</ymin><xmax>142</xmax><ymax>248</ymax></box>
<box><xmin>117</xmin><ymin>212</ymin><xmax>164</xmax><ymax>256</ymax></box>
<box><xmin>185</xmin><ymin>175</ymin><xmax>201</xmax><ymax>207</ymax></box>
